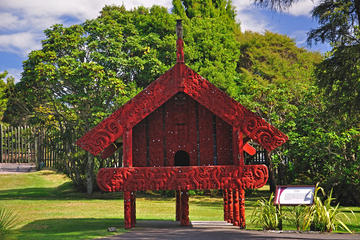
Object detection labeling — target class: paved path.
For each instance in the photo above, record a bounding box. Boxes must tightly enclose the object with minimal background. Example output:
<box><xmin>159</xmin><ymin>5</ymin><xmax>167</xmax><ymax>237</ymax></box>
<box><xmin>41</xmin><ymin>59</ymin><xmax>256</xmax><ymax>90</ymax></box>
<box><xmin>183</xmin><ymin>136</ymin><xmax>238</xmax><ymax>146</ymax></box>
<box><xmin>99</xmin><ymin>221</ymin><xmax>359</xmax><ymax>240</ymax></box>
<box><xmin>0</xmin><ymin>163</ymin><xmax>36</xmax><ymax>174</ymax></box>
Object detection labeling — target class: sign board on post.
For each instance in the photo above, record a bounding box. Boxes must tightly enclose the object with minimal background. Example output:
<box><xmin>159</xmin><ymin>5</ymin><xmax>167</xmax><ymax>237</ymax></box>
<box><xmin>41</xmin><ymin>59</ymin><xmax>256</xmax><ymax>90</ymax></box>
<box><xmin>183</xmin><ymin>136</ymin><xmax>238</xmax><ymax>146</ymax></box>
<box><xmin>274</xmin><ymin>185</ymin><xmax>315</xmax><ymax>205</ymax></box>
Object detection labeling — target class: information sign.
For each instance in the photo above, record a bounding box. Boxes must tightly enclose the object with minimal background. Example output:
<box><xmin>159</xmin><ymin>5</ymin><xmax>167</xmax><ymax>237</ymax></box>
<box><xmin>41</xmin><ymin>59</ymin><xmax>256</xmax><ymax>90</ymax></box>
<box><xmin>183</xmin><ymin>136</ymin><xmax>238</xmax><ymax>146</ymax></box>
<box><xmin>274</xmin><ymin>185</ymin><xmax>315</xmax><ymax>205</ymax></box>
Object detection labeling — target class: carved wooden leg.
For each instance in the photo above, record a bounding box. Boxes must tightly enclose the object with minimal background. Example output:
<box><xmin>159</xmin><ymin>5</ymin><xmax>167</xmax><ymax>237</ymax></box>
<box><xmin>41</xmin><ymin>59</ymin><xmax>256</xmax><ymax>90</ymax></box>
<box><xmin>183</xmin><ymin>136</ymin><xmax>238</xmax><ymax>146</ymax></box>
<box><xmin>223</xmin><ymin>189</ymin><xmax>228</xmax><ymax>222</ymax></box>
<box><xmin>233</xmin><ymin>189</ymin><xmax>240</xmax><ymax>226</ymax></box>
<box><xmin>124</xmin><ymin>191</ymin><xmax>132</xmax><ymax>229</ymax></box>
<box><xmin>131</xmin><ymin>192</ymin><xmax>136</xmax><ymax>227</ymax></box>
<box><xmin>239</xmin><ymin>188</ymin><xmax>246</xmax><ymax>229</ymax></box>
<box><xmin>176</xmin><ymin>190</ymin><xmax>181</xmax><ymax>221</ymax></box>
<box><xmin>180</xmin><ymin>190</ymin><xmax>189</xmax><ymax>226</ymax></box>
<box><xmin>228</xmin><ymin>189</ymin><xmax>233</xmax><ymax>223</ymax></box>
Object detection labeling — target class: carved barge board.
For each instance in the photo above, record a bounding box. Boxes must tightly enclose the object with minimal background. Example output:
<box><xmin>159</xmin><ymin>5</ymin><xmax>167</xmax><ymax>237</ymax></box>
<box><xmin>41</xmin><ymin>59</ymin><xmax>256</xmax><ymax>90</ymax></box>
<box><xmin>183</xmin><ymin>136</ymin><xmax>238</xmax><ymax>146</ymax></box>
<box><xmin>97</xmin><ymin>165</ymin><xmax>268</xmax><ymax>192</ymax></box>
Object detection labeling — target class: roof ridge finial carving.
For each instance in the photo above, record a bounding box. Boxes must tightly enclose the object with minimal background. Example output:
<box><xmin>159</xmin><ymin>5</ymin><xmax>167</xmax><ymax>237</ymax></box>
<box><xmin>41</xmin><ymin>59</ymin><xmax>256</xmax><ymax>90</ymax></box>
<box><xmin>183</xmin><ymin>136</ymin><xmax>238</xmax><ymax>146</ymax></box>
<box><xmin>176</xmin><ymin>19</ymin><xmax>184</xmax><ymax>63</ymax></box>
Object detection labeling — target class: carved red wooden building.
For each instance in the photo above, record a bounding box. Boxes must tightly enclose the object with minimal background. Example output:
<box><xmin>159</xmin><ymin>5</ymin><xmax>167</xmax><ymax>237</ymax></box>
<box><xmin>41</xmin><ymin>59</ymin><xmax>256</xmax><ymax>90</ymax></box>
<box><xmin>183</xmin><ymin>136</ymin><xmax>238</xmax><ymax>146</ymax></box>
<box><xmin>76</xmin><ymin>20</ymin><xmax>288</xmax><ymax>229</ymax></box>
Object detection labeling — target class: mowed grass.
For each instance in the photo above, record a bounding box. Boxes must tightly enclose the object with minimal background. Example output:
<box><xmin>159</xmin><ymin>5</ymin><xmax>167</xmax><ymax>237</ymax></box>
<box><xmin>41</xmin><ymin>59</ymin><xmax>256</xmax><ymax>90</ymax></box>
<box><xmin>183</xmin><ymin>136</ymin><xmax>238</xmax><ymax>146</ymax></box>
<box><xmin>0</xmin><ymin>170</ymin><xmax>359</xmax><ymax>240</ymax></box>
<box><xmin>0</xmin><ymin>170</ymin><xmax>254</xmax><ymax>240</ymax></box>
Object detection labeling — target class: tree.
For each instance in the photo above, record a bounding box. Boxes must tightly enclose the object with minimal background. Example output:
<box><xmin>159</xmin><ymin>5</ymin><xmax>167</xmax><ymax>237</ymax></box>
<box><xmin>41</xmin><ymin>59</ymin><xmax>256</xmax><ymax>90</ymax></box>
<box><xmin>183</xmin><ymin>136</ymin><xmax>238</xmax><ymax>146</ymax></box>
<box><xmin>172</xmin><ymin>0</ymin><xmax>236</xmax><ymax>20</ymax></box>
<box><xmin>4</xmin><ymin>4</ymin><xmax>242</xmax><ymax>193</ymax></box>
<box><xmin>4</xmin><ymin>5</ymin><xmax>178</xmax><ymax>193</ymax></box>
<box><xmin>0</xmin><ymin>71</ymin><xmax>14</xmax><ymax>122</ymax></box>
<box><xmin>307</xmin><ymin>0</ymin><xmax>360</xmax><ymax>46</ymax></box>
<box><xmin>232</xmin><ymin>31</ymin><xmax>322</xmax><ymax>191</ymax></box>
<box><xmin>253</xmin><ymin>0</ymin><xmax>360</xmax><ymax>203</ymax></box>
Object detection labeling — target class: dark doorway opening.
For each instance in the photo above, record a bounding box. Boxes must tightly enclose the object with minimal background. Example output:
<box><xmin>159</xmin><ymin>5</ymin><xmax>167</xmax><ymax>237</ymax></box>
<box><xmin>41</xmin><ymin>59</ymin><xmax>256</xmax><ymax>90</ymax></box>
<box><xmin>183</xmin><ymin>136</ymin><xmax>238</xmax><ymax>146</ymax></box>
<box><xmin>174</xmin><ymin>150</ymin><xmax>190</xmax><ymax>166</ymax></box>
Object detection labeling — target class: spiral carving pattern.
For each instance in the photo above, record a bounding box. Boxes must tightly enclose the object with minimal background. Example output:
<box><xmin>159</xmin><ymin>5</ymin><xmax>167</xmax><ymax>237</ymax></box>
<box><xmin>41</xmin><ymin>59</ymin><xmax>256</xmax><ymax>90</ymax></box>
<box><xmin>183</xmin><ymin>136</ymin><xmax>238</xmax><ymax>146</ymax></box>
<box><xmin>96</xmin><ymin>165</ymin><xmax>268</xmax><ymax>192</ymax></box>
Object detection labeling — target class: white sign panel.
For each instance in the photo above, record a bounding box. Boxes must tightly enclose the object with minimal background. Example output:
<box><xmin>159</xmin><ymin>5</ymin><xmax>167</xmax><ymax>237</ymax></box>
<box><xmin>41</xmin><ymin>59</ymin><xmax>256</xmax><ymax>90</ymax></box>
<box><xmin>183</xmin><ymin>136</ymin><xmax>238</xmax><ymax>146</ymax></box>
<box><xmin>274</xmin><ymin>185</ymin><xmax>315</xmax><ymax>205</ymax></box>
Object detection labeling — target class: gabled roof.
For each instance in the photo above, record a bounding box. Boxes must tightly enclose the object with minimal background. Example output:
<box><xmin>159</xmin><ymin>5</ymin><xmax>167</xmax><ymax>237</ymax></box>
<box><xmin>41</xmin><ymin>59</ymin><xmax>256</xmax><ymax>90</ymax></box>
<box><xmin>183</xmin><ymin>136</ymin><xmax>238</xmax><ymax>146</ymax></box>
<box><xmin>76</xmin><ymin>62</ymin><xmax>288</xmax><ymax>157</ymax></box>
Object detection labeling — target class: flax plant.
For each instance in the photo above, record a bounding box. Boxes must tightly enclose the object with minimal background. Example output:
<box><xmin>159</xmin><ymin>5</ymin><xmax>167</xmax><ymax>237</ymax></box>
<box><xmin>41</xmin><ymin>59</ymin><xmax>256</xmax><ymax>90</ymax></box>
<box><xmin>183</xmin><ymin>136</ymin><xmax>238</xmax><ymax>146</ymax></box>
<box><xmin>251</xmin><ymin>193</ymin><xmax>282</xmax><ymax>230</ymax></box>
<box><xmin>303</xmin><ymin>183</ymin><xmax>354</xmax><ymax>233</ymax></box>
<box><xmin>0</xmin><ymin>207</ymin><xmax>19</xmax><ymax>234</ymax></box>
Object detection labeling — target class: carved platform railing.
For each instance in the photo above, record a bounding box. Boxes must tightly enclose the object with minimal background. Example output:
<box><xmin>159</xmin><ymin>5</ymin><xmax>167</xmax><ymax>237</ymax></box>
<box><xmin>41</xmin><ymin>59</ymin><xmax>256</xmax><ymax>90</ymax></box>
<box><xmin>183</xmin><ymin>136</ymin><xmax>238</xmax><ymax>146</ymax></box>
<box><xmin>97</xmin><ymin>165</ymin><xmax>268</xmax><ymax>192</ymax></box>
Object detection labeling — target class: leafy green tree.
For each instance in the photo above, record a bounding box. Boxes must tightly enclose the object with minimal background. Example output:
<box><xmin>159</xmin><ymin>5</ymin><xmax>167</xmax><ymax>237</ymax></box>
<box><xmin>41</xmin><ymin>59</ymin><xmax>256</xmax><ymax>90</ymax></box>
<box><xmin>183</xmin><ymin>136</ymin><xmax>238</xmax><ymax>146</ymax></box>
<box><xmin>253</xmin><ymin>0</ymin><xmax>360</xmax><ymax>204</ymax></box>
<box><xmin>172</xmin><ymin>0</ymin><xmax>236</xmax><ymax>20</ymax></box>
<box><xmin>4</xmin><ymin>4</ymin><xmax>242</xmax><ymax>193</ymax></box>
<box><xmin>232</xmin><ymin>31</ymin><xmax>322</xmax><ymax>190</ymax></box>
<box><xmin>0</xmin><ymin>71</ymin><xmax>14</xmax><ymax>122</ymax></box>
<box><xmin>4</xmin><ymin>5</ymin><xmax>178</xmax><ymax>193</ymax></box>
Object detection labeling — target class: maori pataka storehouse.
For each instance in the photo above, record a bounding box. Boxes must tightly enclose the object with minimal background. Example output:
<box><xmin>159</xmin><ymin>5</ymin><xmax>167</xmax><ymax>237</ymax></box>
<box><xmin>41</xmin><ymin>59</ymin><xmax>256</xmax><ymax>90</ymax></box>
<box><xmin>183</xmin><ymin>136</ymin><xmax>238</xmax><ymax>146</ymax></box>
<box><xmin>76</xmin><ymin>20</ymin><xmax>288</xmax><ymax>229</ymax></box>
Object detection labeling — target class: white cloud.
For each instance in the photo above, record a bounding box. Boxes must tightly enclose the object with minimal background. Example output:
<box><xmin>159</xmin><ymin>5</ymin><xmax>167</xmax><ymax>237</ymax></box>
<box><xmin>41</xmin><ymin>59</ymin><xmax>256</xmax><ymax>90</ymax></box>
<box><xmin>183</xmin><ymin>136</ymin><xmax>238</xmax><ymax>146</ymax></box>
<box><xmin>232</xmin><ymin>0</ymin><xmax>270</xmax><ymax>33</ymax></box>
<box><xmin>0</xmin><ymin>32</ymin><xmax>41</xmax><ymax>55</ymax></box>
<box><xmin>237</xmin><ymin>11</ymin><xmax>269</xmax><ymax>33</ymax></box>
<box><xmin>290</xmin><ymin>30</ymin><xmax>308</xmax><ymax>46</ymax></box>
<box><xmin>0</xmin><ymin>13</ymin><xmax>22</xmax><ymax>30</ymax></box>
<box><xmin>0</xmin><ymin>0</ymin><xmax>324</xmax><ymax>58</ymax></box>
<box><xmin>286</xmin><ymin>0</ymin><xmax>319</xmax><ymax>17</ymax></box>
<box><xmin>0</xmin><ymin>0</ymin><xmax>172</xmax><ymax>56</ymax></box>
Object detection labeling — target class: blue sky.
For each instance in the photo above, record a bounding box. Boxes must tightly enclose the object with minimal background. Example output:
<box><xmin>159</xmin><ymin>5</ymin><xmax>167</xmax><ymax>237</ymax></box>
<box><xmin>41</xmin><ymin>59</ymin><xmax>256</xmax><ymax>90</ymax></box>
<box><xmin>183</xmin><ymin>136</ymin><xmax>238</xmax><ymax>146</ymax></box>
<box><xmin>0</xmin><ymin>0</ymin><xmax>329</xmax><ymax>82</ymax></box>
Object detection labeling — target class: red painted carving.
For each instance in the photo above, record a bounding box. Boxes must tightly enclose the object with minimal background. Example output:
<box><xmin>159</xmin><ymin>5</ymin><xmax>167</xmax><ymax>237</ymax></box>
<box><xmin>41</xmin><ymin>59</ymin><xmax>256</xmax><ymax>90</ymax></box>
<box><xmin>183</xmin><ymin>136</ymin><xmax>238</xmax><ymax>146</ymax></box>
<box><xmin>131</xmin><ymin>192</ymin><xmax>136</xmax><ymax>227</ymax></box>
<box><xmin>176</xmin><ymin>39</ymin><xmax>184</xmax><ymax>63</ymax></box>
<box><xmin>198</xmin><ymin>104</ymin><xmax>214</xmax><ymax>165</ymax></box>
<box><xmin>97</xmin><ymin>165</ymin><xmax>268</xmax><ymax>192</ymax></box>
<box><xmin>123</xmin><ymin>130</ymin><xmax>133</xmax><ymax>167</ymax></box>
<box><xmin>239</xmin><ymin>189</ymin><xmax>246</xmax><ymax>229</ymax></box>
<box><xmin>147</xmin><ymin>108</ymin><xmax>164</xmax><ymax>167</ymax></box>
<box><xmin>228</xmin><ymin>189</ymin><xmax>233</xmax><ymax>223</ymax></box>
<box><xmin>233</xmin><ymin>189</ymin><xmax>240</xmax><ymax>226</ymax></box>
<box><xmin>223</xmin><ymin>189</ymin><xmax>228</xmax><ymax>221</ymax></box>
<box><xmin>124</xmin><ymin>191</ymin><xmax>132</xmax><ymax>229</ymax></box>
<box><xmin>216</xmin><ymin>116</ymin><xmax>233</xmax><ymax>165</ymax></box>
<box><xmin>76</xmin><ymin>61</ymin><xmax>288</xmax><ymax>157</ymax></box>
<box><xmin>176</xmin><ymin>190</ymin><xmax>181</xmax><ymax>221</ymax></box>
<box><xmin>132</xmin><ymin>120</ymin><xmax>147</xmax><ymax>167</ymax></box>
<box><xmin>76</xmin><ymin>21</ymin><xmax>288</xmax><ymax>231</ymax></box>
<box><xmin>180</xmin><ymin>190</ymin><xmax>189</xmax><ymax>226</ymax></box>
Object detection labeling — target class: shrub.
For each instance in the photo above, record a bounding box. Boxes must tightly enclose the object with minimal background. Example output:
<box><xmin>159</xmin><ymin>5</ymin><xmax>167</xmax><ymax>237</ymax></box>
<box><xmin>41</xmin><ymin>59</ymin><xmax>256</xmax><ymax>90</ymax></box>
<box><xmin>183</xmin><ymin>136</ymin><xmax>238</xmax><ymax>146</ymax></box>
<box><xmin>251</xmin><ymin>193</ymin><xmax>283</xmax><ymax>230</ymax></box>
<box><xmin>303</xmin><ymin>183</ymin><xmax>354</xmax><ymax>232</ymax></box>
<box><xmin>0</xmin><ymin>207</ymin><xmax>19</xmax><ymax>234</ymax></box>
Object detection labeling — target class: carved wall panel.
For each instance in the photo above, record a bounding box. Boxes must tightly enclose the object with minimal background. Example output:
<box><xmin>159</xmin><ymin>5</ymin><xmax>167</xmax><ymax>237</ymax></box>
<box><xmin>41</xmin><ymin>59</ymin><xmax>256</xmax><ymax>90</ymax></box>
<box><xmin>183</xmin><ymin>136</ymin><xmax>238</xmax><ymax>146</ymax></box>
<box><xmin>132</xmin><ymin>93</ymin><xmax>234</xmax><ymax>168</ymax></box>
<box><xmin>132</xmin><ymin>120</ymin><xmax>147</xmax><ymax>167</ymax></box>
<box><xmin>216</xmin><ymin>116</ymin><xmax>233</xmax><ymax>165</ymax></box>
<box><xmin>97</xmin><ymin>165</ymin><xmax>268</xmax><ymax>192</ymax></box>
<box><xmin>198</xmin><ymin>103</ymin><xmax>214</xmax><ymax>166</ymax></box>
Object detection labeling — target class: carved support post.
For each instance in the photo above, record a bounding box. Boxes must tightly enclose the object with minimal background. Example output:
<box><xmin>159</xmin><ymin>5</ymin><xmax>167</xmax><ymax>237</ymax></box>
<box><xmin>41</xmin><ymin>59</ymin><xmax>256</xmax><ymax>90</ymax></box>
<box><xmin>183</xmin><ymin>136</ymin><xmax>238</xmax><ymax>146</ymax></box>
<box><xmin>233</xmin><ymin>189</ymin><xmax>240</xmax><ymax>226</ymax></box>
<box><xmin>180</xmin><ymin>190</ymin><xmax>189</xmax><ymax>226</ymax></box>
<box><xmin>239</xmin><ymin>188</ymin><xmax>246</xmax><ymax>229</ymax></box>
<box><xmin>131</xmin><ymin>192</ymin><xmax>136</xmax><ymax>227</ymax></box>
<box><xmin>123</xmin><ymin>129</ymin><xmax>133</xmax><ymax>167</ymax></box>
<box><xmin>228</xmin><ymin>189</ymin><xmax>233</xmax><ymax>223</ymax></box>
<box><xmin>124</xmin><ymin>191</ymin><xmax>132</xmax><ymax>229</ymax></box>
<box><xmin>232</xmin><ymin>128</ymin><xmax>244</xmax><ymax>166</ymax></box>
<box><xmin>176</xmin><ymin>190</ymin><xmax>181</xmax><ymax>221</ymax></box>
<box><xmin>223</xmin><ymin>189</ymin><xmax>228</xmax><ymax>221</ymax></box>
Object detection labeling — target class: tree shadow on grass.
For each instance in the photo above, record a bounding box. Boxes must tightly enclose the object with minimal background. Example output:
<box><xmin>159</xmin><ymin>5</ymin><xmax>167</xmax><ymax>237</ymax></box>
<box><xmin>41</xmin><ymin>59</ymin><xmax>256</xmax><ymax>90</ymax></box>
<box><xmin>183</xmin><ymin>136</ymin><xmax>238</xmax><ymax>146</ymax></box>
<box><xmin>9</xmin><ymin>218</ymin><xmax>125</xmax><ymax>240</ymax></box>
<box><xmin>0</xmin><ymin>182</ymin><xmax>124</xmax><ymax>201</ymax></box>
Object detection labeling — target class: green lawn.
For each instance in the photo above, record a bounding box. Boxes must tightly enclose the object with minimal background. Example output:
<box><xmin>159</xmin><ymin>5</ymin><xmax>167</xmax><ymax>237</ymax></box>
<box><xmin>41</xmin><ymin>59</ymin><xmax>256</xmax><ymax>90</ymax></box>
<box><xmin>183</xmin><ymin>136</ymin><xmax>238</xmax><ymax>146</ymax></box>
<box><xmin>0</xmin><ymin>170</ymin><xmax>359</xmax><ymax>240</ymax></box>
